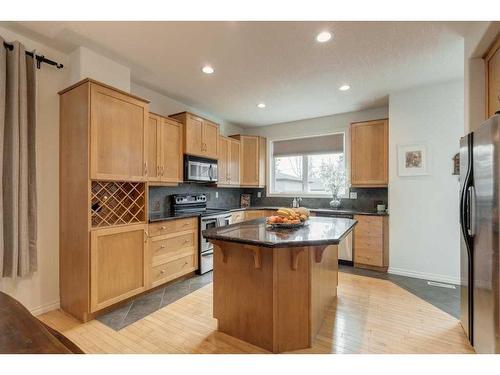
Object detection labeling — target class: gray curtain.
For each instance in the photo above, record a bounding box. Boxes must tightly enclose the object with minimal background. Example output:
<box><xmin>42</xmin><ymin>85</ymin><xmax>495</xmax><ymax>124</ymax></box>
<box><xmin>0</xmin><ymin>37</ymin><xmax>37</xmax><ymax>278</ymax></box>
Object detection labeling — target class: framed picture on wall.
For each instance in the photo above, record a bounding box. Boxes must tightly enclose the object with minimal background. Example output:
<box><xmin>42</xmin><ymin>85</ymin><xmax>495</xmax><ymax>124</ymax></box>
<box><xmin>397</xmin><ymin>144</ymin><xmax>428</xmax><ymax>176</ymax></box>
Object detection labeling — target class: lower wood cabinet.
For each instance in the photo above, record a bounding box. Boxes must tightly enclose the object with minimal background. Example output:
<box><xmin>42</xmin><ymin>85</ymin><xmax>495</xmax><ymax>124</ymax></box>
<box><xmin>353</xmin><ymin>215</ymin><xmax>389</xmax><ymax>271</ymax></box>
<box><xmin>90</xmin><ymin>224</ymin><xmax>147</xmax><ymax>313</ymax></box>
<box><xmin>147</xmin><ymin>218</ymin><xmax>198</xmax><ymax>289</ymax></box>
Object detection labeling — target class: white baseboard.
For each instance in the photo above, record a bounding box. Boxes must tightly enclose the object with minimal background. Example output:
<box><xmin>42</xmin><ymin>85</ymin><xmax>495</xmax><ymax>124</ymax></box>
<box><xmin>388</xmin><ymin>267</ymin><xmax>460</xmax><ymax>285</ymax></box>
<box><xmin>30</xmin><ymin>300</ymin><xmax>60</xmax><ymax>316</ymax></box>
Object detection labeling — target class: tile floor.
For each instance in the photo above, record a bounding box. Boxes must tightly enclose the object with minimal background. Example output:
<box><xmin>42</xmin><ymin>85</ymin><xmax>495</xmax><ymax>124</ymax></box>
<box><xmin>96</xmin><ymin>272</ymin><xmax>213</xmax><ymax>330</ymax></box>
<box><xmin>97</xmin><ymin>265</ymin><xmax>460</xmax><ymax>331</ymax></box>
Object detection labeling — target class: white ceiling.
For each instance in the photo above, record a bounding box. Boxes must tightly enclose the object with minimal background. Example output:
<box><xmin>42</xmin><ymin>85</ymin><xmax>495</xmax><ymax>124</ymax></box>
<box><xmin>4</xmin><ymin>21</ymin><xmax>472</xmax><ymax>126</ymax></box>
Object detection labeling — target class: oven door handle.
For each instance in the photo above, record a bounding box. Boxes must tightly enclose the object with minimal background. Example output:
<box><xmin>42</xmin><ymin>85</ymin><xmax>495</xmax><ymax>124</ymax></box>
<box><xmin>201</xmin><ymin>250</ymin><xmax>214</xmax><ymax>257</ymax></box>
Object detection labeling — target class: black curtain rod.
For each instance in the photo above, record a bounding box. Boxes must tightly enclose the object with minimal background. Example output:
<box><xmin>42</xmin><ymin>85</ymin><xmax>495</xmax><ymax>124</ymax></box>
<box><xmin>3</xmin><ymin>41</ymin><xmax>64</xmax><ymax>69</ymax></box>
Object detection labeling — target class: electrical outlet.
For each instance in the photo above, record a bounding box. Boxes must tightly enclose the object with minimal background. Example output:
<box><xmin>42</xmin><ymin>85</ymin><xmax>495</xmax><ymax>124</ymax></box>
<box><xmin>349</xmin><ymin>192</ymin><xmax>357</xmax><ymax>199</ymax></box>
<box><xmin>215</xmin><ymin>192</ymin><xmax>219</xmax><ymax>199</ymax></box>
<box><xmin>257</xmin><ymin>192</ymin><xmax>262</xmax><ymax>198</ymax></box>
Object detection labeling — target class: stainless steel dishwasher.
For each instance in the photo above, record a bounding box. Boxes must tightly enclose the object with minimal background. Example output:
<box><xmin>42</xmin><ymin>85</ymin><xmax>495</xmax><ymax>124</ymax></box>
<box><xmin>314</xmin><ymin>211</ymin><xmax>354</xmax><ymax>265</ymax></box>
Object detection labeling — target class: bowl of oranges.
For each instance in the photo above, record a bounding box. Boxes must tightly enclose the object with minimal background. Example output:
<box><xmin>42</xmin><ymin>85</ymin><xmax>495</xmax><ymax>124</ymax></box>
<box><xmin>266</xmin><ymin>207</ymin><xmax>310</xmax><ymax>229</ymax></box>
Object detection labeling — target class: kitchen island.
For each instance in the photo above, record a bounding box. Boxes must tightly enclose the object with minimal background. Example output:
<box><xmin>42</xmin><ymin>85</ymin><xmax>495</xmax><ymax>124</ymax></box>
<box><xmin>202</xmin><ymin>216</ymin><xmax>357</xmax><ymax>353</ymax></box>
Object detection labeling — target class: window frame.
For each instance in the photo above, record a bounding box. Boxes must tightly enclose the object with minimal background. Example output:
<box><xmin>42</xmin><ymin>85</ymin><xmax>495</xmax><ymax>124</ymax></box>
<box><xmin>267</xmin><ymin>132</ymin><xmax>347</xmax><ymax>198</ymax></box>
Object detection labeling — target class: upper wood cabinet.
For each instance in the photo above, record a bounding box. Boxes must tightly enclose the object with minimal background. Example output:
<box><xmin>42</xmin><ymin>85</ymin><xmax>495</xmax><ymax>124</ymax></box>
<box><xmin>89</xmin><ymin>82</ymin><xmax>149</xmax><ymax>181</ymax></box>
<box><xmin>90</xmin><ymin>223</ymin><xmax>147</xmax><ymax>312</ymax></box>
<box><xmin>230</xmin><ymin>135</ymin><xmax>266</xmax><ymax>187</ymax></box>
<box><xmin>350</xmin><ymin>119</ymin><xmax>388</xmax><ymax>187</ymax></box>
<box><xmin>169</xmin><ymin>112</ymin><xmax>220</xmax><ymax>159</ymax></box>
<box><xmin>218</xmin><ymin>136</ymin><xmax>241</xmax><ymax>186</ymax></box>
<box><xmin>485</xmin><ymin>35</ymin><xmax>500</xmax><ymax>118</ymax></box>
<box><xmin>148</xmin><ymin>113</ymin><xmax>183</xmax><ymax>184</ymax></box>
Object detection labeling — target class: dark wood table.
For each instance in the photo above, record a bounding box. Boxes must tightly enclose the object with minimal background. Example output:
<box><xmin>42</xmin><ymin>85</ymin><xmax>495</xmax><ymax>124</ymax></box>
<box><xmin>0</xmin><ymin>291</ymin><xmax>83</xmax><ymax>354</ymax></box>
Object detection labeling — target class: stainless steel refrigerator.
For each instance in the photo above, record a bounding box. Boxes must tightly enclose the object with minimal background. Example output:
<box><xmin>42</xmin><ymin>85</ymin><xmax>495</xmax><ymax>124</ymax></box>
<box><xmin>459</xmin><ymin>113</ymin><xmax>499</xmax><ymax>354</ymax></box>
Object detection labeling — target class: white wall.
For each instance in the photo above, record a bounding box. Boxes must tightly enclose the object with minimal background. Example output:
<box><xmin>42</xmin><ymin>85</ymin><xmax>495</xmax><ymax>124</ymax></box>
<box><xmin>130</xmin><ymin>83</ymin><xmax>243</xmax><ymax>136</ymax></box>
<box><xmin>0</xmin><ymin>25</ymin><xmax>70</xmax><ymax>314</ymax></box>
<box><xmin>388</xmin><ymin>79</ymin><xmax>464</xmax><ymax>284</ymax></box>
<box><xmin>69</xmin><ymin>46</ymin><xmax>131</xmax><ymax>92</ymax></box>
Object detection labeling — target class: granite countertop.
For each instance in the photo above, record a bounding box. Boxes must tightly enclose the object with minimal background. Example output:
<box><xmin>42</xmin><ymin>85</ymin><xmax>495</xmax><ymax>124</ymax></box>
<box><xmin>227</xmin><ymin>206</ymin><xmax>389</xmax><ymax>216</ymax></box>
<box><xmin>202</xmin><ymin>216</ymin><xmax>357</xmax><ymax>248</ymax></box>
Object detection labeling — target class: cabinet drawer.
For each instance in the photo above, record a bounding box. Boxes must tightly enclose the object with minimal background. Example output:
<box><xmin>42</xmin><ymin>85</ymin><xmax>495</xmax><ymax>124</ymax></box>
<box><xmin>151</xmin><ymin>255</ymin><xmax>196</xmax><ymax>287</ymax></box>
<box><xmin>354</xmin><ymin>216</ymin><xmax>383</xmax><ymax>233</ymax></box>
<box><xmin>354</xmin><ymin>235</ymin><xmax>383</xmax><ymax>250</ymax></box>
<box><xmin>148</xmin><ymin>218</ymin><xmax>197</xmax><ymax>237</ymax></box>
<box><xmin>149</xmin><ymin>231</ymin><xmax>196</xmax><ymax>265</ymax></box>
<box><xmin>355</xmin><ymin>247</ymin><xmax>383</xmax><ymax>267</ymax></box>
<box><xmin>231</xmin><ymin>211</ymin><xmax>245</xmax><ymax>224</ymax></box>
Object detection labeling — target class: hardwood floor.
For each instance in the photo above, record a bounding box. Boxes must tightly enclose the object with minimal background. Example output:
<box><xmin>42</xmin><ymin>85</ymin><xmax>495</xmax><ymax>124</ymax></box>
<box><xmin>38</xmin><ymin>272</ymin><xmax>474</xmax><ymax>354</ymax></box>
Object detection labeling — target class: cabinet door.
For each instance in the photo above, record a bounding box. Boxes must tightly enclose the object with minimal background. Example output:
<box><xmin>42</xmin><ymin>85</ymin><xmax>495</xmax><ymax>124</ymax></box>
<box><xmin>350</xmin><ymin>119</ymin><xmax>388</xmax><ymax>187</ymax></box>
<box><xmin>241</xmin><ymin>136</ymin><xmax>259</xmax><ymax>186</ymax></box>
<box><xmin>90</xmin><ymin>224</ymin><xmax>147</xmax><ymax>312</ymax></box>
<box><xmin>185</xmin><ymin>114</ymin><xmax>204</xmax><ymax>157</ymax></box>
<box><xmin>485</xmin><ymin>37</ymin><xmax>500</xmax><ymax>117</ymax></box>
<box><xmin>229</xmin><ymin>139</ymin><xmax>241</xmax><ymax>185</ymax></box>
<box><xmin>218</xmin><ymin>136</ymin><xmax>229</xmax><ymax>185</ymax></box>
<box><xmin>203</xmin><ymin>120</ymin><xmax>219</xmax><ymax>159</ymax></box>
<box><xmin>147</xmin><ymin>114</ymin><xmax>161</xmax><ymax>182</ymax></box>
<box><xmin>90</xmin><ymin>83</ymin><xmax>148</xmax><ymax>181</ymax></box>
<box><xmin>161</xmin><ymin>118</ymin><xmax>183</xmax><ymax>183</ymax></box>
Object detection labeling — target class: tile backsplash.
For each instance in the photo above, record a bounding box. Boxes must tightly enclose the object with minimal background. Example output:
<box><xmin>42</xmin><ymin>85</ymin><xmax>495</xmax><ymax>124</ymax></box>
<box><xmin>149</xmin><ymin>184</ymin><xmax>388</xmax><ymax>218</ymax></box>
<box><xmin>246</xmin><ymin>187</ymin><xmax>388</xmax><ymax>211</ymax></box>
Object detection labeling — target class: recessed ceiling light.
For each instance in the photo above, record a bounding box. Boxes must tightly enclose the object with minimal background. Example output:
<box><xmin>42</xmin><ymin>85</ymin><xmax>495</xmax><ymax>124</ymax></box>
<box><xmin>316</xmin><ymin>31</ymin><xmax>332</xmax><ymax>43</ymax></box>
<box><xmin>257</xmin><ymin>103</ymin><xmax>266</xmax><ymax>109</ymax></box>
<box><xmin>201</xmin><ymin>65</ymin><xmax>214</xmax><ymax>74</ymax></box>
<box><xmin>339</xmin><ymin>84</ymin><xmax>351</xmax><ymax>91</ymax></box>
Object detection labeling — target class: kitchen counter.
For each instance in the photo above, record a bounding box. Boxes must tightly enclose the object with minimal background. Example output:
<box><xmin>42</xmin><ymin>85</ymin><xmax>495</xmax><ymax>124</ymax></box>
<box><xmin>203</xmin><ymin>216</ymin><xmax>357</xmax><ymax>248</ymax></box>
<box><xmin>205</xmin><ymin>216</ymin><xmax>356</xmax><ymax>353</ymax></box>
<box><xmin>227</xmin><ymin>206</ymin><xmax>389</xmax><ymax>216</ymax></box>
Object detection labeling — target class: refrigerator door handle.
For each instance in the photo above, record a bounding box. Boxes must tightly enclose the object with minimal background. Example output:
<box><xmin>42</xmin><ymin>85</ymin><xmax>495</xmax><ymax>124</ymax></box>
<box><xmin>467</xmin><ymin>186</ymin><xmax>476</xmax><ymax>237</ymax></box>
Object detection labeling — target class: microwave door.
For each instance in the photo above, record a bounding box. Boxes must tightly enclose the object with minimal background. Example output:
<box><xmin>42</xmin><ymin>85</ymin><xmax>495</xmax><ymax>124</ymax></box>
<box><xmin>188</xmin><ymin>161</ymin><xmax>210</xmax><ymax>181</ymax></box>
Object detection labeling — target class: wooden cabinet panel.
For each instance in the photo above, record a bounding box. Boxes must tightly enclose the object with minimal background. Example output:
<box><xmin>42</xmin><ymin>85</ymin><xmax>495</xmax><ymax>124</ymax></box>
<box><xmin>229</xmin><ymin>138</ymin><xmax>241</xmax><ymax>185</ymax></box>
<box><xmin>203</xmin><ymin>120</ymin><xmax>219</xmax><ymax>159</ymax></box>
<box><xmin>148</xmin><ymin>218</ymin><xmax>197</xmax><ymax>237</ymax></box>
<box><xmin>160</xmin><ymin>118</ymin><xmax>183</xmax><ymax>183</ymax></box>
<box><xmin>231</xmin><ymin>135</ymin><xmax>266</xmax><ymax>187</ymax></box>
<box><xmin>149</xmin><ymin>231</ymin><xmax>196</xmax><ymax>265</ymax></box>
<box><xmin>353</xmin><ymin>215</ymin><xmax>388</xmax><ymax>271</ymax></box>
<box><xmin>231</xmin><ymin>211</ymin><xmax>245</xmax><ymax>224</ymax></box>
<box><xmin>147</xmin><ymin>114</ymin><xmax>161</xmax><ymax>181</ymax></box>
<box><xmin>350</xmin><ymin>119</ymin><xmax>388</xmax><ymax>187</ymax></box>
<box><xmin>90</xmin><ymin>83</ymin><xmax>148</xmax><ymax>181</ymax></box>
<box><xmin>185</xmin><ymin>114</ymin><xmax>204</xmax><ymax>156</ymax></box>
<box><xmin>218</xmin><ymin>136</ymin><xmax>230</xmax><ymax>184</ymax></box>
<box><xmin>151</xmin><ymin>254</ymin><xmax>196</xmax><ymax>288</ymax></box>
<box><xmin>90</xmin><ymin>224</ymin><xmax>147</xmax><ymax>312</ymax></box>
<box><xmin>485</xmin><ymin>36</ymin><xmax>500</xmax><ymax>118</ymax></box>
<box><xmin>170</xmin><ymin>112</ymin><xmax>220</xmax><ymax>159</ymax></box>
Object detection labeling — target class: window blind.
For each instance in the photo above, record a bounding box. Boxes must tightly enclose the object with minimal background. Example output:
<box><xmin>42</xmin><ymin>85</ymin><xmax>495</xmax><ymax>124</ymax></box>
<box><xmin>272</xmin><ymin>133</ymin><xmax>344</xmax><ymax>157</ymax></box>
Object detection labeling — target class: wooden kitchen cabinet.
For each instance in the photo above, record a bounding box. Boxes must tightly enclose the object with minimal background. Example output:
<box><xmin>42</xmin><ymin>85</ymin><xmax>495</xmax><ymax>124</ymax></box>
<box><xmin>218</xmin><ymin>135</ymin><xmax>241</xmax><ymax>186</ymax></box>
<box><xmin>170</xmin><ymin>112</ymin><xmax>219</xmax><ymax>159</ymax></box>
<box><xmin>353</xmin><ymin>215</ymin><xmax>389</xmax><ymax>271</ymax></box>
<box><xmin>89</xmin><ymin>82</ymin><xmax>149</xmax><ymax>181</ymax></box>
<box><xmin>485</xmin><ymin>35</ymin><xmax>500</xmax><ymax>118</ymax></box>
<box><xmin>350</xmin><ymin>119</ymin><xmax>388</xmax><ymax>187</ymax></box>
<box><xmin>230</xmin><ymin>135</ymin><xmax>266</xmax><ymax>187</ymax></box>
<box><xmin>148</xmin><ymin>113</ymin><xmax>183</xmax><ymax>184</ymax></box>
<box><xmin>147</xmin><ymin>114</ymin><xmax>162</xmax><ymax>181</ymax></box>
<box><xmin>147</xmin><ymin>218</ymin><xmax>198</xmax><ymax>289</ymax></box>
<box><xmin>90</xmin><ymin>224</ymin><xmax>147</xmax><ymax>312</ymax></box>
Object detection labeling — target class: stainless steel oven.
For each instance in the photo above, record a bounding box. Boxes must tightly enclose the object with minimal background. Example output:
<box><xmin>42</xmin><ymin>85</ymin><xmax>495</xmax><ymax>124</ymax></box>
<box><xmin>184</xmin><ymin>155</ymin><xmax>218</xmax><ymax>183</ymax></box>
<box><xmin>200</xmin><ymin>213</ymin><xmax>232</xmax><ymax>274</ymax></box>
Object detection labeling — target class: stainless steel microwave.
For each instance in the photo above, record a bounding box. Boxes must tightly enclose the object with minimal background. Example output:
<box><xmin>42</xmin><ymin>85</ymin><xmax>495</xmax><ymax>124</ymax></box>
<box><xmin>184</xmin><ymin>155</ymin><xmax>218</xmax><ymax>183</ymax></box>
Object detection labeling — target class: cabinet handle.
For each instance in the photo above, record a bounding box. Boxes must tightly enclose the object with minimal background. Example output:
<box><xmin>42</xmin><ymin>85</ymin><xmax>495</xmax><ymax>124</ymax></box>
<box><xmin>161</xmin><ymin>166</ymin><xmax>165</xmax><ymax>176</ymax></box>
<box><xmin>144</xmin><ymin>231</ymin><xmax>148</xmax><ymax>242</ymax></box>
<box><xmin>144</xmin><ymin>162</ymin><xmax>148</xmax><ymax>176</ymax></box>
<box><xmin>157</xmin><ymin>165</ymin><xmax>160</xmax><ymax>176</ymax></box>
<box><xmin>160</xmin><ymin>269</ymin><xmax>166</xmax><ymax>274</ymax></box>
<box><xmin>183</xmin><ymin>239</ymin><xmax>190</xmax><ymax>244</ymax></box>
<box><xmin>160</xmin><ymin>245</ymin><xmax>166</xmax><ymax>249</ymax></box>
<box><xmin>160</xmin><ymin>226</ymin><xmax>166</xmax><ymax>230</ymax></box>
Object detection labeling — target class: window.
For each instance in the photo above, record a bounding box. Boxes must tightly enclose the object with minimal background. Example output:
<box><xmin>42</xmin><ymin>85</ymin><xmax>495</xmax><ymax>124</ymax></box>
<box><xmin>270</xmin><ymin>133</ymin><xmax>346</xmax><ymax>196</ymax></box>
